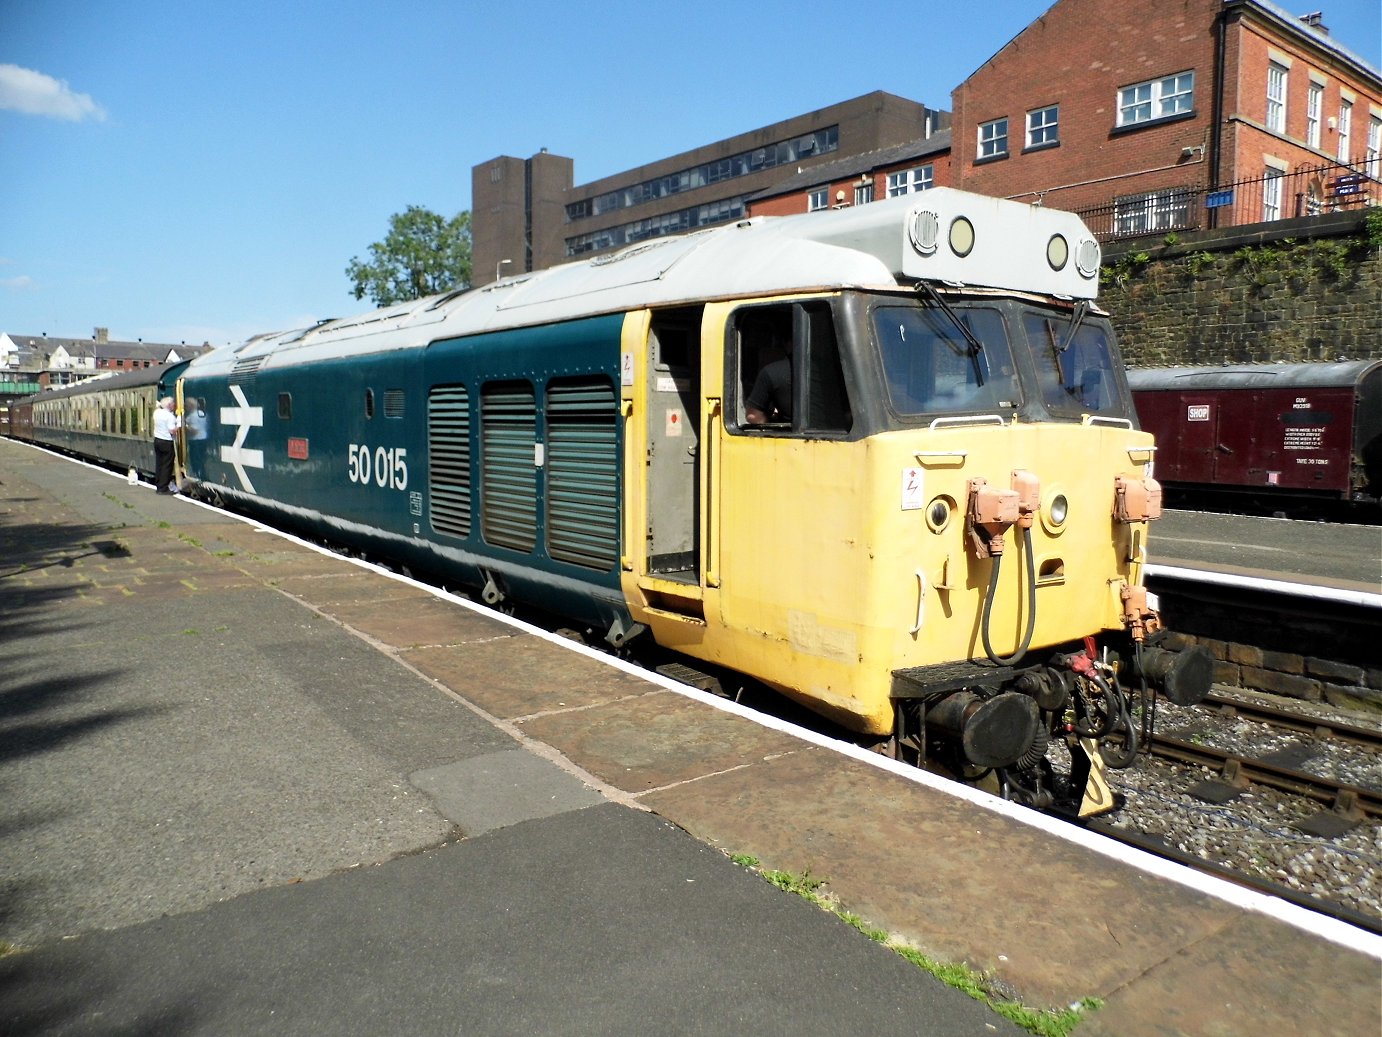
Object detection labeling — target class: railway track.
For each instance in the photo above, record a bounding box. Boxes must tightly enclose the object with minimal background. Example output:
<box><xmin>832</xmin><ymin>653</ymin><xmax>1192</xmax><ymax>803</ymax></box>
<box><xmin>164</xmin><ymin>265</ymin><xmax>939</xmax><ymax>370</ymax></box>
<box><xmin>1199</xmin><ymin>690</ymin><xmax>1382</xmax><ymax>748</ymax></box>
<box><xmin>1146</xmin><ymin>730</ymin><xmax>1380</xmax><ymax>829</ymax></box>
<box><xmin>1084</xmin><ymin>815</ymin><xmax>1382</xmax><ymax>936</ymax></box>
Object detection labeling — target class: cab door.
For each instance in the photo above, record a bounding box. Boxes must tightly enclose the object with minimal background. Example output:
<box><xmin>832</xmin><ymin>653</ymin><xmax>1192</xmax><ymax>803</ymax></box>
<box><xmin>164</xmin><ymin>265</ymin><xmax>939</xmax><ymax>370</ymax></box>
<box><xmin>622</xmin><ymin>307</ymin><xmax>709</xmax><ymax>632</ymax></box>
<box><xmin>644</xmin><ymin>308</ymin><xmax>701</xmax><ymax>579</ymax></box>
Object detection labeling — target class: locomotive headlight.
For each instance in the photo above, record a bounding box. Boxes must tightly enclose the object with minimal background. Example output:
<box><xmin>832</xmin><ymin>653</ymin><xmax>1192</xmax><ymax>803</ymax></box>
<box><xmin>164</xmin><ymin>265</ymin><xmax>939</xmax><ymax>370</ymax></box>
<box><xmin>926</xmin><ymin>496</ymin><xmax>954</xmax><ymax>533</ymax></box>
<box><xmin>949</xmin><ymin>216</ymin><xmax>975</xmax><ymax>258</ymax></box>
<box><xmin>1047</xmin><ymin>234</ymin><xmax>1069</xmax><ymax>271</ymax></box>
<box><xmin>1041</xmin><ymin>490</ymin><xmax>1070</xmax><ymax>535</ymax></box>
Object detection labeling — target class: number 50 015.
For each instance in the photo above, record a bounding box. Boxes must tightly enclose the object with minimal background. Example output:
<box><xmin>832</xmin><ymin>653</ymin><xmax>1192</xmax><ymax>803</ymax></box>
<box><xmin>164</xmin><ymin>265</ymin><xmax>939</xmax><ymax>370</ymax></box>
<box><xmin>348</xmin><ymin>444</ymin><xmax>408</xmax><ymax>490</ymax></box>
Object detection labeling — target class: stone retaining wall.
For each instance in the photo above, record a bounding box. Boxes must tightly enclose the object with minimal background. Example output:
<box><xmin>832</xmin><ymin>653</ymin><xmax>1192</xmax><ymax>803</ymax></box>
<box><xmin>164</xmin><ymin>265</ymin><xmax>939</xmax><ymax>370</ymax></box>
<box><xmin>1098</xmin><ymin>209</ymin><xmax>1381</xmax><ymax>367</ymax></box>
<box><xmin>1161</xmin><ymin>630</ymin><xmax>1382</xmax><ymax>714</ymax></box>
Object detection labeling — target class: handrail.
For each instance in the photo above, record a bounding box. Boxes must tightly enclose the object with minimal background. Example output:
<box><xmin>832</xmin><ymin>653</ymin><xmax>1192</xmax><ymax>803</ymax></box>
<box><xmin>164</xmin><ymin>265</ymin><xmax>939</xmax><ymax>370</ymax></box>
<box><xmin>928</xmin><ymin>414</ymin><xmax>1005</xmax><ymax>431</ymax></box>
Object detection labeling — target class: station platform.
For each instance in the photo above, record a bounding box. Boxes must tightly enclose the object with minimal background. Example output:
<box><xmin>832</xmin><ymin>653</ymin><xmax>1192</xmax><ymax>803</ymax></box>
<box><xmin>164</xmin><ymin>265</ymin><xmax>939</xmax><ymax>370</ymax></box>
<box><xmin>1</xmin><ymin>438</ymin><xmax>1378</xmax><ymax>1037</ymax></box>
<box><xmin>1150</xmin><ymin>508</ymin><xmax>1382</xmax><ymax>597</ymax></box>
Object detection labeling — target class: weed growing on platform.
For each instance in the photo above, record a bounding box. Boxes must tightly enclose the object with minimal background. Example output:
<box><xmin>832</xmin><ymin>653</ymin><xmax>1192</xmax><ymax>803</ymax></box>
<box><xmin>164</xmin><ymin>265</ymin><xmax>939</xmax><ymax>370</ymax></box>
<box><xmin>729</xmin><ymin>854</ymin><xmax>1101</xmax><ymax>1037</ymax></box>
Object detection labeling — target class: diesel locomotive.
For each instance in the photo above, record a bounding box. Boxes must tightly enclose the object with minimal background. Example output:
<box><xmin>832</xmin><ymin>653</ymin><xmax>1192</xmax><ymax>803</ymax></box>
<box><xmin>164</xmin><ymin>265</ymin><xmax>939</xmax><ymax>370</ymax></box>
<box><xmin>11</xmin><ymin>190</ymin><xmax>1212</xmax><ymax>815</ymax></box>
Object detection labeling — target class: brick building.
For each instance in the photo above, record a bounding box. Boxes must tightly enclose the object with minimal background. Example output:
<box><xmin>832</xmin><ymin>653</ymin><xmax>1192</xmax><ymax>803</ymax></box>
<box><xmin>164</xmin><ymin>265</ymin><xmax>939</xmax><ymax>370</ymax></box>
<box><xmin>470</xmin><ymin>92</ymin><xmax>947</xmax><ymax>283</ymax></box>
<box><xmin>950</xmin><ymin>0</ymin><xmax>1380</xmax><ymax>236</ymax></box>
<box><xmin>746</xmin><ymin>131</ymin><xmax>952</xmax><ymax>217</ymax></box>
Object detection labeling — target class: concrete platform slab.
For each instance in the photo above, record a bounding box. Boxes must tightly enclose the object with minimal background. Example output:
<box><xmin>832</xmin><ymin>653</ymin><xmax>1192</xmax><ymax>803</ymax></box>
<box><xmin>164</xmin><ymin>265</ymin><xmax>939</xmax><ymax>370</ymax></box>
<box><xmin>520</xmin><ymin>691</ymin><xmax>809</xmax><ymax>793</ymax></box>
<box><xmin>403</xmin><ymin>636</ymin><xmax>657</xmax><ymax>718</ymax></box>
<box><xmin>410</xmin><ymin>749</ymin><xmax>606</xmax><ymax>835</ymax></box>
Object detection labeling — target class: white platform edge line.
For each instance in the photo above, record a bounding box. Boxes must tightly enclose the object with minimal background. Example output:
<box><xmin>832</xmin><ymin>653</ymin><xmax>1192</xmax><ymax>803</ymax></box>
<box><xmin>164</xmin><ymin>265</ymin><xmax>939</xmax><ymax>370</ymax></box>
<box><xmin>1146</xmin><ymin>563</ymin><xmax>1382</xmax><ymax>609</ymax></box>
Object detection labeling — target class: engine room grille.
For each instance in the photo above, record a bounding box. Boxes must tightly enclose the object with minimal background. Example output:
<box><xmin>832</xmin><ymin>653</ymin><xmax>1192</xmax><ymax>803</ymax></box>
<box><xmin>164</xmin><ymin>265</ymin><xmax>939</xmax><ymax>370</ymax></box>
<box><xmin>480</xmin><ymin>382</ymin><xmax>537</xmax><ymax>552</ymax></box>
<box><xmin>427</xmin><ymin>385</ymin><xmax>472</xmax><ymax>538</ymax></box>
<box><xmin>545</xmin><ymin>379</ymin><xmax>618</xmax><ymax>571</ymax></box>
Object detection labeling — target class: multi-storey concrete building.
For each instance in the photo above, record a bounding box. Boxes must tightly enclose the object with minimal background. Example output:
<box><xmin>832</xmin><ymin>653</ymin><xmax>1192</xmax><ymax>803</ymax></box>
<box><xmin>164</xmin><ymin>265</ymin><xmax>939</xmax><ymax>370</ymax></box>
<box><xmin>470</xmin><ymin>92</ymin><xmax>947</xmax><ymax>283</ymax></box>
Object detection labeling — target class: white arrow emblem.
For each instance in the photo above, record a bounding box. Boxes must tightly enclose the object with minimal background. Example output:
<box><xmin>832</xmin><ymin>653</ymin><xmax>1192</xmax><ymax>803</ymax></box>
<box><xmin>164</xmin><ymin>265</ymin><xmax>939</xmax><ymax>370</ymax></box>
<box><xmin>220</xmin><ymin>384</ymin><xmax>264</xmax><ymax>493</ymax></box>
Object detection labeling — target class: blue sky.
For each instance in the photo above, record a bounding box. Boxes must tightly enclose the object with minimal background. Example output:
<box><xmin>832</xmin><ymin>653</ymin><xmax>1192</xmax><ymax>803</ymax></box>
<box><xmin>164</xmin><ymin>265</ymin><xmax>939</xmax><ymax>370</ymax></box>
<box><xmin>3</xmin><ymin>1</ymin><xmax>1379</xmax><ymax>348</ymax></box>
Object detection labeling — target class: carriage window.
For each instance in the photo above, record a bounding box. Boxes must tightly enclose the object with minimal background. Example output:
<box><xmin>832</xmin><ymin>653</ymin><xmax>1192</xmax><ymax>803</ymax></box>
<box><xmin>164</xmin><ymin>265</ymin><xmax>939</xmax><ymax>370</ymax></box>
<box><xmin>1023</xmin><ymin>313</ymin><xmax>1129</xmax><ymax>419</ymax></box>
<box><xmin>732</xmin><ymin>302</ymin><xmax>850</xmax><ymax>434</ymax></box>
<box><xmin>873</xmin><ymin>304</ymin><xmax>1020</xmax><ymax>416</ymax></box>
<box><xmin>278</xmin><ymin>393</ymin><xmax>292</xmax><ymax>420</ymax></box>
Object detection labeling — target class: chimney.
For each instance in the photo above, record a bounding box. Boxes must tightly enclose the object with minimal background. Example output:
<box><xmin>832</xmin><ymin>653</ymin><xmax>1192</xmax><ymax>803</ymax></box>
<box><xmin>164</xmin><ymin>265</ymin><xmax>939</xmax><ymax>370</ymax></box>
<box><xmin>1299</xmin><ymin>11</ymin><xmax>1328</xmax><ymax>34</ymax></box>
<box><xmin>94</xmin><ymin>326</ymin><xmax>109</xmax><ymax>344</ymax></box>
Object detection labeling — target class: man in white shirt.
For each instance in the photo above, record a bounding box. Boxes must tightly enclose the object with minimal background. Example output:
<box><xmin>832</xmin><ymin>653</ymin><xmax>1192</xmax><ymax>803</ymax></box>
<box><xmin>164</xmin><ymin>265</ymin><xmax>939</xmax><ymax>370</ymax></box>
<box><xmin>152</xmin><ymin>397</ymin><xmax>181</xmax><ymax>494</ymax></box>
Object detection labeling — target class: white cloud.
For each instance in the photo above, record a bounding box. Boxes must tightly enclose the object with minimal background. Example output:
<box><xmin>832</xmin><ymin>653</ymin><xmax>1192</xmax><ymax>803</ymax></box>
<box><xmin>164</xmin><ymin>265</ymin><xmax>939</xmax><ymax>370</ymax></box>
<box><xmin>1</xmin><ymin>275</ymin><xmax>36</xmax><ymax>291</ymax></box>
<box><xmin>0</xmin><ymin>64</ymin><xmax>106</xmax><ymax>121</ymax></box>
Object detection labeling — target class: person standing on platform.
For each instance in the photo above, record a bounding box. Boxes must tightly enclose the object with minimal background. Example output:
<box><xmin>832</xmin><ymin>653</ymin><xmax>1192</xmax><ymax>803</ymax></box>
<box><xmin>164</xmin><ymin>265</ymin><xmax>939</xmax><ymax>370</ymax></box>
<box><xmin>153</xmin><ymin>396</ymin><xmax>181</xmax><ymax>494</ymax></box>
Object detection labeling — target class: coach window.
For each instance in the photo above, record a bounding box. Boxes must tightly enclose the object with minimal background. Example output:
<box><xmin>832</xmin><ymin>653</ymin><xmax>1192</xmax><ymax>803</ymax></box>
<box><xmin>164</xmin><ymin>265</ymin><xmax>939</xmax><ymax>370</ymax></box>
<box><xmin>278</xmin><ymin>393</ymin><xmax>292</xmax><ymax>420</ymax></box>
<box><xmin>732</xmin><ymin>302</ymin><xmax>851</xmax><ymax>435</ymax></box>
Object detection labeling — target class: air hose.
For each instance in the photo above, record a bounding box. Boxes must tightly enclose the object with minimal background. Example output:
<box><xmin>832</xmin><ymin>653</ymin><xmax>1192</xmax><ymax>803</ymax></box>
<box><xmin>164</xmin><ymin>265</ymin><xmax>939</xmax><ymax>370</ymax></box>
<box><xmin>980</xmin><ymin>525</ymin><xmax>1037</xmax><ymax>666</ymax></box>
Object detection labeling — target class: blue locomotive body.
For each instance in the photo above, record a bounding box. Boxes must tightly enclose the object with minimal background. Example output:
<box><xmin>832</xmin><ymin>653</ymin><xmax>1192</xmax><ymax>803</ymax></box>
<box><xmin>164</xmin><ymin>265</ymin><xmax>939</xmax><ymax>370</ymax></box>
<box><xmin>181</xmin><ymin>314</ymin><xmax>630</xmax><ymax>633</ymax></box>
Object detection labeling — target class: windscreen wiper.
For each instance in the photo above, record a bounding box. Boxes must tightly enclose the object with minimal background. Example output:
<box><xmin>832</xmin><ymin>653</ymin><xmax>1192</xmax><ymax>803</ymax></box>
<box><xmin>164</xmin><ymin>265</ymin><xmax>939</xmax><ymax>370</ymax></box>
<box><xmin>1054</xmin><ymin>299</ymin><xmax>1090</xmax><ymax>354</ymax></box>
<box><xmin>915</xmin><ymin>281</ymin><xmax>986</xmax><ymax>384</ymax></box>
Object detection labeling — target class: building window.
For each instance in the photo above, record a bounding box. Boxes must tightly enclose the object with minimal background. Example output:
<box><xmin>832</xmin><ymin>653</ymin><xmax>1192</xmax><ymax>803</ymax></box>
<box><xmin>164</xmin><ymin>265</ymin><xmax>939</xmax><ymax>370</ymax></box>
<box><xmin>1266</xmin><ymin>64</ymin><xmax>1287</xmax><ymax>133</ymax></box>
<box><xmin>1117</xmin><ymin>71</ymin><xmax>1195</xmax><ymax>127</ymax></box>
<box><xmin>854</xmin><ymin>181</ymin><xmax>874</xmax><ymax>206</ymax></box>
<box><xmin>1026</xmin><ymin>106</ymin><xmax>1059</xmax><ymax>148</ymax></box>
<box><xmin>565</xmin><ymin>126</ymin><xmax>840</xmax><ymax>222</ymax></box>
<box><xmin>978</xmin><ymin>118</ymin><xmax>1009</xmax><ymax>159</ymax></box>
<box><xmin>1306</xmin><ymin>82</ymin><xmax>1324</xmax><ymax>148</ymax></box>
<box><xmin>886</xmin><ymin>166</ymin><xmax>934</xmax><ymax>196</ymax></box>
<box><xmin>1262</xmin><ymin>168</ymin><xmax>1285</xmax><ymax>221</ymax></box>
<box><xmin>808</xmin><ymin>187</ymin><xmax>828</xmax><ymax>211</ymax></box>
<box><xmin>566</xmin><ymin>193</ymin><xmax>753</xmax><ymax>256</ymax></box>
<box><xmin>1338</xmin><ymin>100</ymin><xmax>1352</xmax><ymax>162</ymax></box>
<box><xmin>1113</xmin><ymin>186</ymin><xmax>1193</xmax><ymax>237</ymax></box>
<box><xmin>1367</xmin><ymin>116</ymin><xmax>1381</xmax><ymax>179</ymax></box>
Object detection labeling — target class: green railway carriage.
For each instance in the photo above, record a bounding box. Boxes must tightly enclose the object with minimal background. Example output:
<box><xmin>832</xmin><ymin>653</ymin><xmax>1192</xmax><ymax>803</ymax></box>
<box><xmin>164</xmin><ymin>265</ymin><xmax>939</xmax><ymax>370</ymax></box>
<box><xmin>16</xmin><ymin>363</ymin><xmax>190</xmax><ymax>479</ymax></box>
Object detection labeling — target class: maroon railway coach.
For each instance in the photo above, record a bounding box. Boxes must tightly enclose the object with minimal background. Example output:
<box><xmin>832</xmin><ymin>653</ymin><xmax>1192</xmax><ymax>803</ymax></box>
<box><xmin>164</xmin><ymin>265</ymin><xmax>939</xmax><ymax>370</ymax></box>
<box><xmin>1128</xmin><ymin>360</ymin><xmax>1382</xmax><ymax>507</ymax></box>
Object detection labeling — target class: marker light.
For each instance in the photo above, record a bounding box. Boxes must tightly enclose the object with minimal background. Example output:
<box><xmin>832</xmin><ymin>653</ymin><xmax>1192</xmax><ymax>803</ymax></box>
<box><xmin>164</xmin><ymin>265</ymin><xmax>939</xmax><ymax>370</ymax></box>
<box><xmin>949</xmin><ymin>216</ymin><xmax>975</xmax><ymax>258</ymax></box>
<box><xmin>1047</xmin><ymin>234</ymin><xmax>1069</xmax><ymax>271</ymax></box>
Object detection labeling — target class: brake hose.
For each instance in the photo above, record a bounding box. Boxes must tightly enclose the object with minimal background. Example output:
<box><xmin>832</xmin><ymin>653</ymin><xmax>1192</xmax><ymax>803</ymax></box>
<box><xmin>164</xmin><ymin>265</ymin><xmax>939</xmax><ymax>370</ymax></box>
<box><xmin>981</xmin><ymin>525</ymin><xmax>1037</xmax><ymax>665</ymax></box>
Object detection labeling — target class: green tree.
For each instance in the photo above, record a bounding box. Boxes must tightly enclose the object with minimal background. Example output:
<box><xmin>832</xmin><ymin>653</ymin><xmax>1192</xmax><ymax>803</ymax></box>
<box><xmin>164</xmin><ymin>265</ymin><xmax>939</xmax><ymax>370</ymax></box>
<box><xmin>345</xmin><ymin>205</ymin><xmax>472</xmax><ymax>307</ymax></box>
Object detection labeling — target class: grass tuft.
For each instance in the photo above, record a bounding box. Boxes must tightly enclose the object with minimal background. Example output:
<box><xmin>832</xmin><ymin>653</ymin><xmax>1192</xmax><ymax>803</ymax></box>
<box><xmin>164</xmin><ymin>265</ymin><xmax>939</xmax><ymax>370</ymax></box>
<box><xmin>727</xmin><ymin>853</ymin><xmax>1101</xmax><ymax>1037</ymax></box>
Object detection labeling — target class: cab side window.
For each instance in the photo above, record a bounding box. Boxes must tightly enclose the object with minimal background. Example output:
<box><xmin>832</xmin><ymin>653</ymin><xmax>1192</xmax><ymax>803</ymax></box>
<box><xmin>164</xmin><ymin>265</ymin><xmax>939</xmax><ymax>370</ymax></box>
<box><xmin>732</xmin><ymin>302</ymin><xmax>850</xmax><ymax>435</ymax></box>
